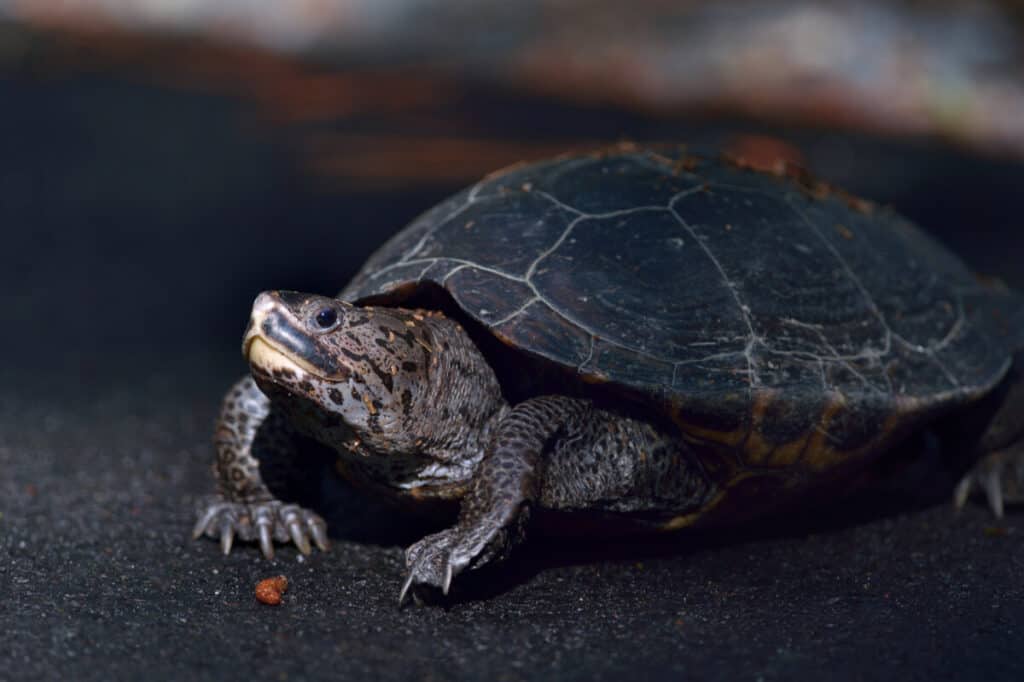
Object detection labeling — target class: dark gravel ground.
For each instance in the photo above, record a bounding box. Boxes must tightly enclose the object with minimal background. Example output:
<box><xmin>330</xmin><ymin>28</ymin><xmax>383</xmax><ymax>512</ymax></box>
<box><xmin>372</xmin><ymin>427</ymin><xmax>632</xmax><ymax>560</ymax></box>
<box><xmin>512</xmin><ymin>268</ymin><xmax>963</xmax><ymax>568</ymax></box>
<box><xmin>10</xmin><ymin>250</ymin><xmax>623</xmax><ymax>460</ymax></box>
<box><xmin>1</xmin><ymin>34</ymin><xmax>1023</xmax><ymax>681</ymax></box>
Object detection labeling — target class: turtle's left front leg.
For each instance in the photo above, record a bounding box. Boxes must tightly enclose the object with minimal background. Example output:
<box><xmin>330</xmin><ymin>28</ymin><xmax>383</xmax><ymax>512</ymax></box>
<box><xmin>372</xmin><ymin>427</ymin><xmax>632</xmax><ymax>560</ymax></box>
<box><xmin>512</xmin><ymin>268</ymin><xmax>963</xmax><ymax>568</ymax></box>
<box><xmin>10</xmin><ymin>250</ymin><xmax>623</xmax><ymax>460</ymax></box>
<box><xmin>400</xmin><ymin>396</ymin><xmax>586</xmax><ymax>603</ymax></box>
<box><xmin>192</xmin><ymin>376</ymin><xmax>330</xmax><ymax>558</ymax></box>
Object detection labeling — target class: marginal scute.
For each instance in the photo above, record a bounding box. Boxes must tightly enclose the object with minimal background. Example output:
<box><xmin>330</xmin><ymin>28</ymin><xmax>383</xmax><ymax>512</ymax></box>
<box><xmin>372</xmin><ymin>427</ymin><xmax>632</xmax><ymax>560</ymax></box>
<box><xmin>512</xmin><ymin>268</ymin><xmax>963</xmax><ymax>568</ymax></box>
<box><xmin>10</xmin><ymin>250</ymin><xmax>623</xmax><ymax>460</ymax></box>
<box><xmin>670</xmin><ymin>392</ymin><xmax>749</xmax><ymax>448</ymax></box>
<box><xmin>824</xmin><ymin>395</ymin><xmax>891</xmax><ymax>453</ymax></box>
<box><xmin>755</xmin><ymin>387</ymin><xmax>825</xmax><ymax>448</ymax></box>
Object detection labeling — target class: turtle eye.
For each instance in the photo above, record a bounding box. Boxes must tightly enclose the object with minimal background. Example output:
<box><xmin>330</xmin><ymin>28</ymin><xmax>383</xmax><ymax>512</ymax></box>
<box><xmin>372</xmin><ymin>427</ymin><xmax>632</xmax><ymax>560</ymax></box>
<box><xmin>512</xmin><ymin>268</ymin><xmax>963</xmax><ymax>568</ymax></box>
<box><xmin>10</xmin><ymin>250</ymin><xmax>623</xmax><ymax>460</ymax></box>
<box><xmin>314</xmin><ymin>307</ymin><xmax>338</xmax><ymax>329</ymax></box>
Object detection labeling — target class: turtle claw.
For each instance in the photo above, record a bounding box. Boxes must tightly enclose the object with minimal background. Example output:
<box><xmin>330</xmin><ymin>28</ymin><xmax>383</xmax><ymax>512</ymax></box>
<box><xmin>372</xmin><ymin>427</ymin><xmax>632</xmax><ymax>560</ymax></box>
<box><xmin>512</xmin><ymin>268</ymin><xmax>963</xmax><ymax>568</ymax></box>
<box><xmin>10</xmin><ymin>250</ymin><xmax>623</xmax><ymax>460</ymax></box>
<box><xmin>443</xmin><ymin>561</ymin><xmax>454</xmax><ymax>596</ymax></box>
<box><xmin>191</xmin><ymin>505</ymin><xmax>220</xmax><ymax>541</ymax></box>
<box><xmin>953</xmin><ymin>477</ymin><xmax>971</xmax><ymax>511</ymax></box>
<box><xmin>981</xmin><ymin>469</ymin><xmax>1005</xmax><ymax>518</ymax></box>
<box><xmin>399</xmin><ymin>527</ymin><xmax>466</xmax><ymax>605</ymax></box>
<box><xmin>310</xmin><ymin>517</ymin><xmax>330</xmax><ymax>552</ymax></box>
<box><xmin>192</xmin><ymin>497</ymin><xmax>328</xmax><ymax>559</ymax></box>
<box><xmin>220</xmin><ymin>522</ymin><xmax>235</xmax><ymax>555</ymax></box>
<box><xmin>253</xmin><ymin>504</ymin><xmax>277</xmax><ymax>559</ymax></box>
<box><xmin>398</xmin><ymin>520</ymin><xmax>509</xmax><ymax>604</ymax></box>
<box><xmin>258</xmin><ymin>520</ymin><xmax>274</xmax><ymax>560</ymax></box>
<box><xmin>288</xmin><ymin>513</ymin><xmax>312</xmax><ymax>556</ymax></box>
<box><xmin>398</xmin><ymin>573</ymin><xmax>416</xmax><ymax>608</ymax></box>
<box><xmin>954</xmin><ymin>448</ymin><xmax>1024</xmax><ymax>519</ymax></box>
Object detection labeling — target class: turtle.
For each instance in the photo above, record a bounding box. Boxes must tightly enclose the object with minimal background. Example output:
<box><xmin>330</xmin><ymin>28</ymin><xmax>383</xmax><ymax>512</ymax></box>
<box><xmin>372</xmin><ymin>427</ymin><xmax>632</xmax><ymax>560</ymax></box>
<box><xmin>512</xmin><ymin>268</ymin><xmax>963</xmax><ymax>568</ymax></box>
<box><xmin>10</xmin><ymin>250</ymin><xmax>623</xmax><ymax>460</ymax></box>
<box><xmin>193</xmin><ymin>144</ymin><xmax>1024</xmax><ymax>603</ymax></box>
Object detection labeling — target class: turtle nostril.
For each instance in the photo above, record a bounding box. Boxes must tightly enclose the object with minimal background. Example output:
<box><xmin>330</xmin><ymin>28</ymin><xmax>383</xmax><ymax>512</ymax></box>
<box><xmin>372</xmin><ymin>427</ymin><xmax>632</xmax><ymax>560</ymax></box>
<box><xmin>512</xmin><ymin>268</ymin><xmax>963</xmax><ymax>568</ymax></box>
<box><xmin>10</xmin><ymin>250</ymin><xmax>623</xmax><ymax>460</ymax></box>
<box><xmin>315</xmin><ymin>308</ymin><xmax>338</xmax><ymax>329</ymax></box>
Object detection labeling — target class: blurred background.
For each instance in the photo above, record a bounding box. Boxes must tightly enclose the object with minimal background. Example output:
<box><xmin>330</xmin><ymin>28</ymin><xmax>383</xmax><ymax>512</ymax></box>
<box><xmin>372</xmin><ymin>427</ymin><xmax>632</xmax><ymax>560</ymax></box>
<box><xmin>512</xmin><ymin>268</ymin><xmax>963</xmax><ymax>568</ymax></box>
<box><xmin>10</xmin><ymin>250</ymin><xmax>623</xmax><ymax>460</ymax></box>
<box><xmin>1</xmin><ymin>0</ymin><xmax>1023</xmax><ymax>393</ymax></box>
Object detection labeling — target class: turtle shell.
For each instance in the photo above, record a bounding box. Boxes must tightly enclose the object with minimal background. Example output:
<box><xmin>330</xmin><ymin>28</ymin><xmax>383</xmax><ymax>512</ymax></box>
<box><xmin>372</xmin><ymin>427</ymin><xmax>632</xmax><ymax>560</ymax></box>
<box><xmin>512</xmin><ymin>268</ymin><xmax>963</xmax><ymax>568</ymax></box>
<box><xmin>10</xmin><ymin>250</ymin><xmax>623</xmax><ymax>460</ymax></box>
<box><xmin>341</xmin><ymin>145</ymin><xmax>1023</xmax><ymax>474</ymax></box>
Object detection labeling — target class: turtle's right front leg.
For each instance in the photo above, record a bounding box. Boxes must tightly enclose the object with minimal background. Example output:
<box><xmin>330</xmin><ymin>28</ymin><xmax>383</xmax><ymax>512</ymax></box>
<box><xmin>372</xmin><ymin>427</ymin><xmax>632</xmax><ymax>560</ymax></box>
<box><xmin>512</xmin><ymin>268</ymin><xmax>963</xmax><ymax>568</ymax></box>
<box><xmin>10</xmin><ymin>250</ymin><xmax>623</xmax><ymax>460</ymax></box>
<box><xmin>192</xmin><ymin>377</ymin><xmax>329</xmax><ymax>559</ymax></box>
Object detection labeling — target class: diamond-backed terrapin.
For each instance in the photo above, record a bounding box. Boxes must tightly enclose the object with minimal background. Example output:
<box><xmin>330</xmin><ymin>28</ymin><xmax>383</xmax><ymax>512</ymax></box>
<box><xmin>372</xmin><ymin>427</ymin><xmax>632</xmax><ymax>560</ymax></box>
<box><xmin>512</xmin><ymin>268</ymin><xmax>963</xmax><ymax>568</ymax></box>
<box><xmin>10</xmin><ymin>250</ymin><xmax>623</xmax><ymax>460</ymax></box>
<box><xmin>193</xmin><ymin>145</ymin><xmax>1024</xmax><ymax>602</ymax></box>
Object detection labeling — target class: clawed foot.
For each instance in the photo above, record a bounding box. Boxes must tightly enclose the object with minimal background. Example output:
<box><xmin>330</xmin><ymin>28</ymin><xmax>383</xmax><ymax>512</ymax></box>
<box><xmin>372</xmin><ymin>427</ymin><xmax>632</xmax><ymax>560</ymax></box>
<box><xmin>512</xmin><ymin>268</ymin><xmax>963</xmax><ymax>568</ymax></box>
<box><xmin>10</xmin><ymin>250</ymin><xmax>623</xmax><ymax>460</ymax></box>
<box><xmin>398</xmin><ymin>524</ymin><xmax>507</xmax><ymax>606</ymax></box>
<box><xmin>192</xmin><ymin>497</ymin><xmax>329</xmax><ymax>559</ymax></box>
<box><xmin>954</xmin><ymin>449</ymin><xmax>1024</xmax><ymax>519</ymax></box>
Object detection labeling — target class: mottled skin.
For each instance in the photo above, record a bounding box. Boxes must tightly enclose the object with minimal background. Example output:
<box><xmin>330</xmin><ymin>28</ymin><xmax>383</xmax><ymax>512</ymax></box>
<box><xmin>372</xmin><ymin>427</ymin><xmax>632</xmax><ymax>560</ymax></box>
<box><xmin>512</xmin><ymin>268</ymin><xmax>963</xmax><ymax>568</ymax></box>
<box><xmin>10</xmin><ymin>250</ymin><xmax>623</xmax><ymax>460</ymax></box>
<box><xmin>194</xmin><ymin>290</ymin><xmax>1024</xmax><ymax>601</ymax></box>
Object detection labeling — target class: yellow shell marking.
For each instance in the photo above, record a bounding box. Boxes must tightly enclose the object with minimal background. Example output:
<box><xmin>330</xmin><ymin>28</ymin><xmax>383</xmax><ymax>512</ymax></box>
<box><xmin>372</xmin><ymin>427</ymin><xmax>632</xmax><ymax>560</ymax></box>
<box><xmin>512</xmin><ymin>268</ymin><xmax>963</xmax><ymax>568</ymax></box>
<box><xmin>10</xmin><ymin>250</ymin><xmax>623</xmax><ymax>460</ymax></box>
<box><xmin>662</xmin><ymin>389</ymin><xmax>904</xmax><ymax>529</ymax></box>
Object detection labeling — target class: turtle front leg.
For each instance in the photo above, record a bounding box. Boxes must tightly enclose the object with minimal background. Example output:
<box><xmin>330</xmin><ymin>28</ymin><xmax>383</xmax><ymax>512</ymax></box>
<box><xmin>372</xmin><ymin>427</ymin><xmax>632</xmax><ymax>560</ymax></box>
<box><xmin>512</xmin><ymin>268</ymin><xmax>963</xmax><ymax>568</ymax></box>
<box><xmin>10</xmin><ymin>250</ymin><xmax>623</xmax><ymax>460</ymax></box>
<box><xmin>192</xmin><ymin>376</ymin><xmax>329</xmax><ymax>558</ymax></box>
<box><xmin>400</xmin><ymin>396</ymin><xmax>585</xmax><ymax>604</ymax></box>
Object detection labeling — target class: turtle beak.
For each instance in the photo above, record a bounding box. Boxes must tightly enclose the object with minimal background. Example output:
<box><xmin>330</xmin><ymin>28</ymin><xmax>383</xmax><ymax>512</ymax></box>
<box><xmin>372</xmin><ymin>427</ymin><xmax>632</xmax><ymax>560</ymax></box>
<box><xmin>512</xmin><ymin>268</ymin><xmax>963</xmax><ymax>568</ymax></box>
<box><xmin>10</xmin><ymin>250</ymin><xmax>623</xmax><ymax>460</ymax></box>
<box><xmin>241</xmin><ymin>291</ymin><xmax>350</xmax><ymax>381</ymax></box>
<box><xmin>242</xmin><ymin>292</ymin><xmax>278</xmax><ymax>358</ymax></box>
<box><xmin>242</xmin><ymin>293</ymin><xmax>312</xmax><ymax>378</ymax></box>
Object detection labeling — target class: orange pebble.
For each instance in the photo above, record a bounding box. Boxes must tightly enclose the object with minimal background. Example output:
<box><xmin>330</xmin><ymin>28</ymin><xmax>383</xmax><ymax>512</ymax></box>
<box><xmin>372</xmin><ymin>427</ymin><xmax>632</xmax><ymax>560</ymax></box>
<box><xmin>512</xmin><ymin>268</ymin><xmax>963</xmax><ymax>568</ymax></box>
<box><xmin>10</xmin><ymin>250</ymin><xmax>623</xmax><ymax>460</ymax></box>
<box><xmin>255</xmin><ymin>575</ymin><xmax>288</xmax><ymax>605</ymax></box>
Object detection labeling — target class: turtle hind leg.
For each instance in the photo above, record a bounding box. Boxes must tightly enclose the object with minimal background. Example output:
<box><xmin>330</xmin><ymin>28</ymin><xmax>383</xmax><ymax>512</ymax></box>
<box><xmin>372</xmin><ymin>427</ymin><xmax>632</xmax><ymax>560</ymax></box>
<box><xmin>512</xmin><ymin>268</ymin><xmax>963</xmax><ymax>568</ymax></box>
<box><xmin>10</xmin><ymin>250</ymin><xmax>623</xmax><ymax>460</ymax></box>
<box><xmin>952</xmin><ymin>355</ymin><xmax>1024</xmax><ymax>518</ymax></box>
<box><xmin>954</xmin><ymin>446</ymin><xmax>1024</xmax><ymax>518</ymax></box>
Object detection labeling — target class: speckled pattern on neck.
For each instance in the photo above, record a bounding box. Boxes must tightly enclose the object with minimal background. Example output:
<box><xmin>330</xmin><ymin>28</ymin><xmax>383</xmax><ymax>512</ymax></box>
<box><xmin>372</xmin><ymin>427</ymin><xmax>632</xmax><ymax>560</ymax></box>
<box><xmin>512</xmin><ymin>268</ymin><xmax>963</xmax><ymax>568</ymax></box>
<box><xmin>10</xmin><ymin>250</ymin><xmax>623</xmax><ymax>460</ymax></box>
<box><xmin>246</xmin><ymin>292</ymin><xmax>507</xmax><ymax>500</ymax></box>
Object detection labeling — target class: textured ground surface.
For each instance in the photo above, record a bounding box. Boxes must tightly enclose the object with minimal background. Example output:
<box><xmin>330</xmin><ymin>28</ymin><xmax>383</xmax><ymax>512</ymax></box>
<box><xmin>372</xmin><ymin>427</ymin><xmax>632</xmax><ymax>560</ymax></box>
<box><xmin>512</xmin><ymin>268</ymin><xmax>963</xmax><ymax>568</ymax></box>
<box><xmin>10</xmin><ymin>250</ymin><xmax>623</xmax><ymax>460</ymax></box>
<box><xmin>1</xmin><ymin>33</ymin><xmax>1023</xmax><ymax>681</ymax></box>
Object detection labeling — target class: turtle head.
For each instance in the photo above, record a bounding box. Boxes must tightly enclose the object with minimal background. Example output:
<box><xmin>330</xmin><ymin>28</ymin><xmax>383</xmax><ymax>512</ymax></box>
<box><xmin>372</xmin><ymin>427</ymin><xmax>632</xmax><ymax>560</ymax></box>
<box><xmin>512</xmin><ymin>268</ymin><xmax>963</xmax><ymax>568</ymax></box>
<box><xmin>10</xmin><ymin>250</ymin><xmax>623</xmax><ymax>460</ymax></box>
<box><xmin>243</xmin><ymin>291</ymin><xmax>505</xmax><ymax>482</ymax></box>
<box><xmin>243</xmin><ymin>290</ymin><xmax>435</xmax><ymax>452</ymax></box>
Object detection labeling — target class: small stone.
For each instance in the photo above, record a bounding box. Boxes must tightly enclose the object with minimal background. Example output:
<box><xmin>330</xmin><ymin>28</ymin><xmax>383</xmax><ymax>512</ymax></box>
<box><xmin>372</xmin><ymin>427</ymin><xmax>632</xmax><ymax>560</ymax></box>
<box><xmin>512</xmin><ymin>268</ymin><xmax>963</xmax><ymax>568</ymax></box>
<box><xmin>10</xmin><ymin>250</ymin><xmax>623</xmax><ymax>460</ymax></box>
<box><xmin>255</xmin><ymin>575</ymin><xmax>288</xmax><ymax>605</ymax></box>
